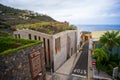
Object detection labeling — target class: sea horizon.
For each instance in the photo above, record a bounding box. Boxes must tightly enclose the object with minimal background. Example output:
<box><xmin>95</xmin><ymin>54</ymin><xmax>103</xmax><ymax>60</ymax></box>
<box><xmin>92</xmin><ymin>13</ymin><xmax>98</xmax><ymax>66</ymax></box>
<box><xmin>77</xmin><ymin>24</ymin><xmax>120</xmax><ymax>32</ymax></box>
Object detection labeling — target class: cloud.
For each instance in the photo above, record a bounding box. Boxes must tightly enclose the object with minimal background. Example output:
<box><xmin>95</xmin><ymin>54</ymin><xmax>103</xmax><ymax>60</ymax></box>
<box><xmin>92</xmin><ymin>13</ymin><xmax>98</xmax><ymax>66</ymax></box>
<box><xmin>0</xmin><ymin>0</ymin><xmax>120</xmax><ymax>24</ymax></box>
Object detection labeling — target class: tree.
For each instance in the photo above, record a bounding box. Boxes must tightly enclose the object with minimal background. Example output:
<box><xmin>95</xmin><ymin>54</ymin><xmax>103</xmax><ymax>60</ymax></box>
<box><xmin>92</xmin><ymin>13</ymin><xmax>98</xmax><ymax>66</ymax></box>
<box><xmin>93</xmin><ymin>47</ymin><xmax>109</xmax><ymax>75</ymax></box>
<box><xmin>93</xmin><ymin>47</ymin><xmax>109</xmax><ymax>64</ymax></box>
<box><xmin>99</xmin><ymin>31</ymin><xmax>120</xmax><ymax>54</ymax></box>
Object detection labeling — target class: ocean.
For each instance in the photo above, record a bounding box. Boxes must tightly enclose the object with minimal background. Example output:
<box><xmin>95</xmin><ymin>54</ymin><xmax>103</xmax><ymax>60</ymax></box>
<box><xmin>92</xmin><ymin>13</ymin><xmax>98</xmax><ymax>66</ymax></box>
<box><xmin>77</xmin><ymin>25</ymin><xmax>120</xmax><ymax>32</ymax></box>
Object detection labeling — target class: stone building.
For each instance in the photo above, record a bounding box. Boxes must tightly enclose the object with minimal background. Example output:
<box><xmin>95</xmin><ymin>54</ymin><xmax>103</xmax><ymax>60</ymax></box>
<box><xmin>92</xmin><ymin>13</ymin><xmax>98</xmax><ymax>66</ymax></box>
<box><xmin>13</xmin><ymin>29</ymin><xmax>77</xmax><ymax>71</ymax></box>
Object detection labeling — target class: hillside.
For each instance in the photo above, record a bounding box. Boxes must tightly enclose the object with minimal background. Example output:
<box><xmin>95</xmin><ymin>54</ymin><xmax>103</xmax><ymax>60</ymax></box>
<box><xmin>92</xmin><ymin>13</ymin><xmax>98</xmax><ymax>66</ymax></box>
<box><xmin>0</xmin><ymin>3</ymin><xmax>56</xmax><ymax>36</ymax></box>
<box><xmin>16</xmin><ymin>22</ymin><xmax>76</xmax><ymax>34</ymax></box>
<box><xmin>0</xmin><ymin>4</ymin><xmax>55</xmax><ymax>26</ymax></box>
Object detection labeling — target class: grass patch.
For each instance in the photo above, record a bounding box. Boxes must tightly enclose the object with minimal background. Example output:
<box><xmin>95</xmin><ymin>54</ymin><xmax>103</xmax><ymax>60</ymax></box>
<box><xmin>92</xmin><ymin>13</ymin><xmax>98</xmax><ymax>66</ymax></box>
<box><xmin>15</xmin><ymin>22</ymin><xmax>76</xmax><ymax>34</ymax></box>
<box><xmin>0</xmin><ymin>31</ymin><xmax>9</xmax><ymax>36</ymax></box>
<box><xmin>0</xmin><ymin>37</ymin><xmax>42</xmax><ymax>56</ymax></box>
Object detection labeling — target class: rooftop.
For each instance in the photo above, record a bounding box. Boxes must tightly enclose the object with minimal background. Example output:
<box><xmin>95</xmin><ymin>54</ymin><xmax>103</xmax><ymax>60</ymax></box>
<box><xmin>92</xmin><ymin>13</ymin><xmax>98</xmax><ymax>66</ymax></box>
<box><xmin>0</xmin><ymin>37</ymin><xmax>42</xmax><ymax>56</ymax></box>
<box><xmin>15</xmin><ymin>21</ymin><xmax>76</xmax><ymax>34</ymax></box>
<box><xmin>81</xmin><ymin>31</ymin><xmax>91</xmax><ymax>34</ymax></box>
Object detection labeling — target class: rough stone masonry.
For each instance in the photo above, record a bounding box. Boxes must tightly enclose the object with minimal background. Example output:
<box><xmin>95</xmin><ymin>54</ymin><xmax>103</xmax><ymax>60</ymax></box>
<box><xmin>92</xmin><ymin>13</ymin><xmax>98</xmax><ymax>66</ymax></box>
<box><xmin>0</xmin><ymin>44</ymin><xmax>46</xmax><ymax>80</ymax></box>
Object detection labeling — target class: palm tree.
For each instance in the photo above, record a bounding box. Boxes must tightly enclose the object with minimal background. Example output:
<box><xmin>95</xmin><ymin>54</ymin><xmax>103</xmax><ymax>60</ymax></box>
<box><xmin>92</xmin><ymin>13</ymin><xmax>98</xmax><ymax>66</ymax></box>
<box><xmin>93</xmin><ymin>47</ymin><xmax>109</xmax><ymax>63</ymax></box>
<box><xmin>99</xmin><ymin>31</ymin><xmax>120</xmax><ymax>53</ymax></box>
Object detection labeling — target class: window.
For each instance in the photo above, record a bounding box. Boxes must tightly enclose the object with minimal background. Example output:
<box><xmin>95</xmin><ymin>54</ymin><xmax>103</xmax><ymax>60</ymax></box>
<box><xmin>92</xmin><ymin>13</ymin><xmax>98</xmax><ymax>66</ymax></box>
<box><xmin>47</xmin><ymin>39</ymin><xmax>51</xmax><ymax>65</ymax></box>
<box><xmin>43</xmin><ymin>38</ymin><xmax>47</xmax><ymax>65</ymax></box>
<box><xmin>14</xmin><ymin>34</ymin><xmax>17</xmax><ymax>38</ymax></box>
<box><xmin>38</xmin><ymin>36</ymin><xmax>41</xmax><ymax>40</ymax></box>
<box><xmin>55</xmin><ymin>37</ymin><xmax>61</xmax><ymax>54</ymax></box>
<box><xmin>28</xmin><ymin>34</ymin><xmax>31</xmax><ymax>40</ymax></box>
<box><xmin>34</xmin><ymin>35</ymin><xmax>37</xmax><ymax>40</ymax></box>
<box><xmin>18</xmin><ymin>34</ymin><xmax>20</xmax><ymax>39</ymax></box>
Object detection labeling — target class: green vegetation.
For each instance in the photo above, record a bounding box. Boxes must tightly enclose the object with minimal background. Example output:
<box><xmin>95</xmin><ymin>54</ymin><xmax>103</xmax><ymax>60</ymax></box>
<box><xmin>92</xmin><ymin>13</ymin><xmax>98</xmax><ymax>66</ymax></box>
<box><xmin>94</xmin><ymin>47</ymin><xmax>109</xmax><ymax>63</ymax></box>
<box><xmin>93</xmin><ymin>31</ymin><xmax>120</xmax><ymax>78</ymax></box>
<box><xmin>0</xmin><ymin>31</ymin><xmax>9</xmax><ymax>37</ymax></box>
<box><xmin>0</xmin><ymin>3</ymin><xmax>55</xmax><ymax>35</ymax></box>
<box><xmin>0</xmin><ymin>37</ymin><xmax>42</xmax><ymax>56</ymax></box>
<box><xmin>99</xmin><ymin>31</ymin><xmax>120</xmax><ymax>54</ymax></box>
<box><xmin>0</xmin><ymin>21</ymin><xmax>11</xmax><ymax>28</ymax></box>
<box><xmin>0</xmin><ymin>4</ymin><xmax>55</xmax><ymax>26</ymax></box>
<box><xmin>15</xmin><ymin>22</ymin><xmax>76</xmax><ymax>34</ymax></box>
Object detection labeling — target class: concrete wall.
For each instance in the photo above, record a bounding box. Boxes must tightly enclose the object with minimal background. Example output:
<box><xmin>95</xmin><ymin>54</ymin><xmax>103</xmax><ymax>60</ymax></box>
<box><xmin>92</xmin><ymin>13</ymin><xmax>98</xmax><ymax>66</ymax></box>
<box><xmin>77</xmin><ymin>27</ymin><xmax>82</xmax><ymax>49</ymax></box>
<box><xmin>14</xmin><ymin>29</ymin><xmax>52</xmax><ymax>40</ymax></box>
<box><xmin>14</xmin><ymin>29</ymin><xmax>53</xmax><ymax>69</ymax></box>
<box><xmin>13</xmin><ymin>29</ymin><xmax>77</xmax><ymax>71</ymax></box>
<box><xmin>0</xmin><ymin>44</ymin><xmax>45</xmax><ymax>80</ymax></box>
<box><xmin>53</xmin><ymin>30</ymin><xmax>77</xmax><ymax>71</ymax></box>
<box><xmin>53</xmin><ymin>32</ymin><xmax>67</xmax><ymax>71</ymax></box>
<box><xmin>67</xmin><ymin>31</ymin><xmax>77</xmax><ymax>55</ymax></box>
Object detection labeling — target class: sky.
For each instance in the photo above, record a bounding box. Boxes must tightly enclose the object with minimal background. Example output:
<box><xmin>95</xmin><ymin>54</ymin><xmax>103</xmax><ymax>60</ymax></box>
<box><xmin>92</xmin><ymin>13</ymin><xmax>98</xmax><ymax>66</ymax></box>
<box><xmin>0</xmin><ymin>0</ymin><xmax>120</xmax><ymax>25</ymax></box>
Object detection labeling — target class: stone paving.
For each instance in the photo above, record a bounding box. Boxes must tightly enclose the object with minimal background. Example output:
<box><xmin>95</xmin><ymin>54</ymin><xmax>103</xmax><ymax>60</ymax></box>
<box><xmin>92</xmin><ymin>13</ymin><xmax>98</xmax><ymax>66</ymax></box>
<box><xmin>46</xmin><ymin>43</ymin><xmax>87</xmax><ymax>80</ymax></box>
<box><xmin>55</xmin><ymin>52</ymin><xmax>81</xmax><ymax>75</ymax></box>
<box><xmin>46</xmin><ymin>52</ymin><xmax>81</xmax><ymax>80</ymax></box>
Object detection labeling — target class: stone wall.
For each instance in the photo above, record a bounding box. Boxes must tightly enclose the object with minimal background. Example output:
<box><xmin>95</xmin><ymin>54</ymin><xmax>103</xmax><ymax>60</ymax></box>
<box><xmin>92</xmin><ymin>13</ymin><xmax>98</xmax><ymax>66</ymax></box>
<box><xmin>0</xmin><ymin>44</ymin><xmax>46</xmax><ymax>80</ymax></box>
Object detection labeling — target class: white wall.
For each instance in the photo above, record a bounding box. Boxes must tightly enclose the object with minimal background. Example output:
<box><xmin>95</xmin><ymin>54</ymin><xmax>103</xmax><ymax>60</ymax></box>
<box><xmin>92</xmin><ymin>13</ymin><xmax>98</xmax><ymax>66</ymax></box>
<box><xmin>53</xmin><ymin>30</ymin><xmax>77</xmax><ymax>71</ymax></box>
<box><xmin>53</xmin><ymin>31</ymin><xmax>67</xmax><ymax>71</ymax></box>
<box><xmin>77</xmin><ymin>27</ymin><xmax>82</xmax><ymax>49</ymax></box>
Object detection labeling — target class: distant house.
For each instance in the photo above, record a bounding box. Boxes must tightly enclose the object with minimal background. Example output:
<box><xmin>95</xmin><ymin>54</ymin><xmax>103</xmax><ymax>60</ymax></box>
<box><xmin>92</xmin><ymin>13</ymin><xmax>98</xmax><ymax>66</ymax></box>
<box><xmin>13</xmin><ymin>28</ymin><xmax>77</xmax><ymax>71</ymax></box>
<box><xmin>80</xmin><ymin>31</ymin><xmax>92</xmax><ymax>43</ymax></box>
